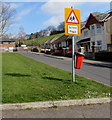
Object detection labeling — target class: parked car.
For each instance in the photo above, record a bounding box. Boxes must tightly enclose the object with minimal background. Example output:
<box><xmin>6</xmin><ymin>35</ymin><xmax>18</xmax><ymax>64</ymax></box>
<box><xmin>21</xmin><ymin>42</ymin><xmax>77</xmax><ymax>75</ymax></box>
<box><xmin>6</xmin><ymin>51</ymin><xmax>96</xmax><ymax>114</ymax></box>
<box><xmin>66</xmin><ymin>49</ymin><xmax>72</xmax><ymax>57</ymax></box>
<box><xmin>66</xmin><ymin>49</ymin><xmax>78</xmax><ymax>57</ymax></box>
<box><xmin>52</xmin><ymin>47</ymin><xmax>63</xmax><ymax>56</ymax></box>
<box><xmin>41</xmin><ymin>48</ymin><xmax>46</xmax><ymax>53</ymax></box>
<box><xmin>45</xmin><ymin>48</ymin><xmax>51</xmax><ymax>54</ymax></box>
<box><xmin>31</xmin><ymin>47</ymin><xmax>38</xmax><ymax>52</ymax></box>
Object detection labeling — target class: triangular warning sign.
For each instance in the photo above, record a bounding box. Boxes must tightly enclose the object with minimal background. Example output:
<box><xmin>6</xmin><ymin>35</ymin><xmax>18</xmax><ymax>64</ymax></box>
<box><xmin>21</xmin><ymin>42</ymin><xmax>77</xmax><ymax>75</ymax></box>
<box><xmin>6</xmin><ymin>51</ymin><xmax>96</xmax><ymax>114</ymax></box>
<box><xmin>66</xmin><ymin>10</ymin><xmax>79</xmax><ymax>24</ymax></box>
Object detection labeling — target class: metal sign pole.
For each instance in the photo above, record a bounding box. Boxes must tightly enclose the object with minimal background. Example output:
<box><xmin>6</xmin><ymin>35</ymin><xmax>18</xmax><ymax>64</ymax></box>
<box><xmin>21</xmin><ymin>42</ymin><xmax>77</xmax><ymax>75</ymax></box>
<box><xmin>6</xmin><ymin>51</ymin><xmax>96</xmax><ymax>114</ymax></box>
<box><xmin>65</xmin><ymin>8</ymin><xmax>81</xmax><ymax>82</ymax></box>
<box><xmin>72</xmin><ymin>36</ymin><xmax>75</xmax><ymax>82</ymax></box>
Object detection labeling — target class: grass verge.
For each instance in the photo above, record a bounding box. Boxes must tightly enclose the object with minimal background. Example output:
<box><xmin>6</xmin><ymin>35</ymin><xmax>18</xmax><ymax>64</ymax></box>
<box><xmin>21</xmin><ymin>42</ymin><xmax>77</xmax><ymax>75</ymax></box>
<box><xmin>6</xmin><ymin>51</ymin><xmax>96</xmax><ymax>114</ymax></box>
<box><xmin>2</xmin><ymin>52</ymin><xmax>111</xmax><ymax>103</ymax></box>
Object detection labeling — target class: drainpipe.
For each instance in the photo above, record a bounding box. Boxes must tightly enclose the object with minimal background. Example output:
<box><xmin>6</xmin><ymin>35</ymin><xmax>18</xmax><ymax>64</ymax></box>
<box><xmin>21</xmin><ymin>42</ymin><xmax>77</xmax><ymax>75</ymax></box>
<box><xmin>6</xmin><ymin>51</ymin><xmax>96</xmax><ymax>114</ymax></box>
<box><xmin>103</xmin><ymin>22</ymin><xmax>107</xmax><ymax>50</ymax></box>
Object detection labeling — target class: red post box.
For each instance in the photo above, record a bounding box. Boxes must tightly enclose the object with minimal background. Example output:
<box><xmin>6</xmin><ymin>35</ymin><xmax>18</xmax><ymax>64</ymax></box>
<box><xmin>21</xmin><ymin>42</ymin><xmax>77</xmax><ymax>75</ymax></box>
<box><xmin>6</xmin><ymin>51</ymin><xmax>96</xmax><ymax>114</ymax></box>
<box><xmin>75</xmin><ymin>52</ymin><xmax>85</xmax><ymax>69</ymax></box>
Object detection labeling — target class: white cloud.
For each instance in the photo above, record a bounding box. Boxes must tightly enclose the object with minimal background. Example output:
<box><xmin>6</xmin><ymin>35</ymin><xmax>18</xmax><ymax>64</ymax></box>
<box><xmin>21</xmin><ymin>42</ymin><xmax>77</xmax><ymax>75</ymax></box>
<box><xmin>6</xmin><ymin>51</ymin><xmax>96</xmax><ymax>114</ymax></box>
<box><xmin>41</xmin><ymin>1</ymin><xmax>110</xmax><ymax>26</ymax></box>
<box><xmin>41</xmin><ymin>2</ymin><xmax>77</xmax><ymax>15</ymax></box>
<box><xmin>41</xmin><ymin>2</ymin><xmax>81</xmax><ymax>26</ymax></box>
<box><xmin>15</xmin><ymin>3</ymin><xmax>39</xmax><ymax>21</ymax></box>
<box><xmin>10</xmin><ymin>3</ymin><xmax>23</xmax><ymax>9</ymax></box>
<box><xmin>15</xmin><ymin>7</ymin><xmax>33</xmax><ymax>20</ymax></box>
<box><xmin>43</xmin><ymin>15</ymin><xmax>63</xmax><ymax>26</ymax></box>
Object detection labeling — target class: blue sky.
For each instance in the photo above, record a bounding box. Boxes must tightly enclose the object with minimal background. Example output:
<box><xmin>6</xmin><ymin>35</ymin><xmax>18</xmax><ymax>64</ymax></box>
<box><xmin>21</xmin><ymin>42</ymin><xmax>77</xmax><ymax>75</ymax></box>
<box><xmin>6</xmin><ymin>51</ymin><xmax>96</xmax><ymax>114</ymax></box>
<box><xmin>8</xmin><ymin>2</ymin><xmax>110</xmax><ymax>35</ymax></box>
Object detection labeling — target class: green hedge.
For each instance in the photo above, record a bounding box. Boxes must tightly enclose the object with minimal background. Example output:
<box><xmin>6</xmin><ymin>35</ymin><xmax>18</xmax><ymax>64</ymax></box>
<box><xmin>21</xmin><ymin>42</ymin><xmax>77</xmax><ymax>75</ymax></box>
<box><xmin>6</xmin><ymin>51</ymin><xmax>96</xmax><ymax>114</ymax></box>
<box><xmin>95</xmin><ymin>52</ymin><xmax>112</xmax><ymax>62</ymax></box>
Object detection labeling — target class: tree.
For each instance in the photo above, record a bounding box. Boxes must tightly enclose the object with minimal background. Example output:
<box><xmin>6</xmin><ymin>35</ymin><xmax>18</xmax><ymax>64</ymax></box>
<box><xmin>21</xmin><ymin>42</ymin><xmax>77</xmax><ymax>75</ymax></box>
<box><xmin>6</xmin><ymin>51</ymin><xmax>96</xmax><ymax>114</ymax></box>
<box><xmin>46</xmin><ymin>25</ymin><xmax>56</xmax><ymax>33</ymax></box>
<box><xmin>38</xmin><ymin>29</ymin><xmax>49</xmax><ymax>37</ymax></box>
<box><xmin>57</xmin><ymin>21</ymin><xmax>64</xmax><ymax>32</ymax></box>
<box><xmin>2</xmin><ymin>33</ymin><xmax>15</xmax><ymax>40</ymax></box>
<box><xmin>35</xmin><ymin>32</ymin><xmax>39</xmax><ymax>38</ymax></box>
<box><xmin>2</xmin><ymin>34</ymin><xmax>10</xmax><ymax>40</ymax></box>
<box><xmin>0</xmin><ymin>2</ymin><xmax>16</xmax><ymax>37</ymax></box>
<box><xmin>18</xmin><ymin>27</ymin><xmax>26</xmax><ymax>46</ymax></box>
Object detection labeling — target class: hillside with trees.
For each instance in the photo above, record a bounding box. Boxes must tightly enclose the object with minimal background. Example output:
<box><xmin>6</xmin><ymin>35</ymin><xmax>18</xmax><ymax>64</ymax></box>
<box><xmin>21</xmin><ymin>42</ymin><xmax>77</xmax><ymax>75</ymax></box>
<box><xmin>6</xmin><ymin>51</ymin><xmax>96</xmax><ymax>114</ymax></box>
<box><xmin>24</xmin><ymin>33</ymin><xmax>64</xmax><ymax>47</ymax></box>
<box><xmin>23</xmin><ymin>21</ymin><xmax>65</xmax><ymax>47</ymax></box>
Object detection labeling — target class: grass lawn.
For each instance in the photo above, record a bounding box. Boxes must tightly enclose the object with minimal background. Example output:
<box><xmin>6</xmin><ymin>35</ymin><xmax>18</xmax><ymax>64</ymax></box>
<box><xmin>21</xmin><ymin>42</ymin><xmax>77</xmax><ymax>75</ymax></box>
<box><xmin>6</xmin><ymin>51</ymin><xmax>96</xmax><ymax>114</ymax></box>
<box><xmin>2</xmin><ymin>53</ymin><xmax>111</xmax><ymax>103</ymax></box>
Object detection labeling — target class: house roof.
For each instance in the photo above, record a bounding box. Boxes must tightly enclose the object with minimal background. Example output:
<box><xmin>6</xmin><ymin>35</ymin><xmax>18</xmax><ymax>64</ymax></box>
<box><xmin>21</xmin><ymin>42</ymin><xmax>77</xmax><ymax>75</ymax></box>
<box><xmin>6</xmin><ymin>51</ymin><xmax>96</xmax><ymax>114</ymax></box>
<box><xmin>50</xmin><ymin>36</ymin><xmax>60</xmax><ymax>44</ymax></box>
<box><xmin>44</xmin><ymin>36</ymin><xmax>60</xmax><ymax>44</ymax></box>
<box><xmin>104</xmin><ymin>12</ymin><xmax>112</xmax><ymax>21</ymax></box>
<box><xmin>49</xmin><ymin>36</ymin><xmax>61</xmax><ymax>44</ymax></box>
<box><xmin>81</xmin><ymin>22</ymin><xmax>86</xmax><ymax>28</ymax></box>
<box><xmin>77</xmin><ymin>38</ymin><xmax>90</xmax><ymax>44</ymax></box>
<box><xmin>44</xmin><ymin>39</ymin><xmax>51</xmax><ymax>44</ymax></box>
<box><xmin>91</xmin><ymin>12</ymin><xmax>109</xmax><ymax>21</ymax></box>
<box><xmin>0</xmin><ymin>39</ymin><xmax>15</xmax><ymax>42</ymax></box>
<box><xmin>51</xmin><ymin>35</ymin><xmax>72</xmax><ymax>44</ymax></box>
<box><xmin>83</xmin><ymin>12</ymin><xmax>112</xmax><ymax>29</ymax></box>
<box><xmin>44</xmin><ymin>35</ymin><xmax>69</xmax><ymax>45</ymax></box>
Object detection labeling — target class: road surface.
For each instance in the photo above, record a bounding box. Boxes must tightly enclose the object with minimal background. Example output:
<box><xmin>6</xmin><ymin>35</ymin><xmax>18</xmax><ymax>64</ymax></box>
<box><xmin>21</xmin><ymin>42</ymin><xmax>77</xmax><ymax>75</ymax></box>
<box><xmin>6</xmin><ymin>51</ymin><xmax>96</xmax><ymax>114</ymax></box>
<box><xmin>19</xmin><ymin>52</ymin><xmax>111</xmax><ymax>86</ymax></box>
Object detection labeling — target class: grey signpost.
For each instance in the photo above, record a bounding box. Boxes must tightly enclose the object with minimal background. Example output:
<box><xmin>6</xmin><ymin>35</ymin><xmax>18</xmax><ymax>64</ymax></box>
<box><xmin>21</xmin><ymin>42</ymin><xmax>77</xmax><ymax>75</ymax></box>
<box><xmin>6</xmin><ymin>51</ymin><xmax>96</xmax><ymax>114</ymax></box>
<box><xmin>65</xmin><ymin>7</ymin><xmax>81</xmax><ymax>82</ymax></box>
<box><xmin>72</xmin><ymin>36</ymin><xmax>75</xmax><ymax>82</ymax></box>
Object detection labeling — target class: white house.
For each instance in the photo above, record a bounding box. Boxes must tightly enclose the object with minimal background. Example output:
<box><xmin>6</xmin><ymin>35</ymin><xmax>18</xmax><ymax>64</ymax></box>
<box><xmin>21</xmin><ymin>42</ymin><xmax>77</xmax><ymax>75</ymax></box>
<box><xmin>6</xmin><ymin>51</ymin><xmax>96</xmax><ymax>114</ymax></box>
<box><xmin>76</xmin><ymin>12</ymin><xmax>112</xmax><ymax>53</ymax></box>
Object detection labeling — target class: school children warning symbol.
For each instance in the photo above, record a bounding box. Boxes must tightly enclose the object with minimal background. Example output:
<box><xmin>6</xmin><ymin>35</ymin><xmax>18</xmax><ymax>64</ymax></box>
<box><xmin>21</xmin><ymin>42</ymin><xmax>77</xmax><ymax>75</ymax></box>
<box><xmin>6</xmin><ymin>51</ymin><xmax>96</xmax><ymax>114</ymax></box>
<box><xmin>65</xmin><ymin>8</ymin><xmax>81</xmax><ymax>36</ymax></box>
<box><xmin>66</xmin><ymin>10</ymin><xmax>79</xmax><ymax>24</ymax></box>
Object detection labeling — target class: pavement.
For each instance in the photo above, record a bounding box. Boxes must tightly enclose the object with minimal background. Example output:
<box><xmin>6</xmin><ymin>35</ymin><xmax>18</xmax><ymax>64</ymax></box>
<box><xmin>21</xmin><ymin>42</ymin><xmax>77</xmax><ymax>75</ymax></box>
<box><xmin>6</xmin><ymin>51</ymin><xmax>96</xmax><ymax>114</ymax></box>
<box><xmin>3</xmin><ymin>102</ymin><xmax>111</xmax><ymax>118</ymax></box>
<box><xmin>2</xmin><ymin>98</ymin><xmax>111</xmax><ymax>110</ymax></box>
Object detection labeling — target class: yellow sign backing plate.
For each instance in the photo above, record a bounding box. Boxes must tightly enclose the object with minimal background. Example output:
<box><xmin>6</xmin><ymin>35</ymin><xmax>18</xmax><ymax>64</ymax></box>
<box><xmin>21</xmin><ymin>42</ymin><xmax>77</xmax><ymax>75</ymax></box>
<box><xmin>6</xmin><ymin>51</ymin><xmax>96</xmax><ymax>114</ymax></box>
<box><xmin>65</xmin><ymin>8</ymin><xmax>81</xmax><ymax>36</ymax></box>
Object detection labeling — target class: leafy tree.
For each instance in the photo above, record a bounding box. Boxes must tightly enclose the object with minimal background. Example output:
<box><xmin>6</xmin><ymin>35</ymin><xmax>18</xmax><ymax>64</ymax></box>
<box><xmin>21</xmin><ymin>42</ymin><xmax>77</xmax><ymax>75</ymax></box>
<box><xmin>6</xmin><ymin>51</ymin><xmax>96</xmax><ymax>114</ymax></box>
<box><xmin>57</xmin><ymin>21</ymin><xmax>64</xmax><ymax>32</ymax></box>
<box><xmin>38</xmin><ymin>29</ymin><xmax>49</xmax><ymax>37</ymax></box>
<box><xmin>46</xmin><ymin>25</ymin><xmax>56</xmax><ymax>33</ymax></box>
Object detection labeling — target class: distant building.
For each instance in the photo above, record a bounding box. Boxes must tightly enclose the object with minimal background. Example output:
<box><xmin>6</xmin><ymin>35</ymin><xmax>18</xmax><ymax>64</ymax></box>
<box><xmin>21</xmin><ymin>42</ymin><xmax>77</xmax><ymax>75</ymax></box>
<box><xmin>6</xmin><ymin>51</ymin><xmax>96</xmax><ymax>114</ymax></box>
<box><xmin>25</xmin><ymin>34</ymin><xmax>31</xmax><ymax>40</ymax></box>
<box><xmin>0</xmin><ymin>40</ymin><xmax>16</xmax><ymax>52</ymax></box>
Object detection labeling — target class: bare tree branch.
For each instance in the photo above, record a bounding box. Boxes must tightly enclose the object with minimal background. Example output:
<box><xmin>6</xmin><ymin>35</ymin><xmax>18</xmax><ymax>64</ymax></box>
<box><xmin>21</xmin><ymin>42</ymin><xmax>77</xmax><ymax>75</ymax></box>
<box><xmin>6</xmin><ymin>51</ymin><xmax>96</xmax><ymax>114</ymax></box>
<box><xmin>0</xmin><ymin>2</ymin><xmax>16</xmax><ymax>37</ymax></box>
<box><xmin>18</xmin><ymin>26</ymin><xmax>26</xmax><ymax>46</ymax></box>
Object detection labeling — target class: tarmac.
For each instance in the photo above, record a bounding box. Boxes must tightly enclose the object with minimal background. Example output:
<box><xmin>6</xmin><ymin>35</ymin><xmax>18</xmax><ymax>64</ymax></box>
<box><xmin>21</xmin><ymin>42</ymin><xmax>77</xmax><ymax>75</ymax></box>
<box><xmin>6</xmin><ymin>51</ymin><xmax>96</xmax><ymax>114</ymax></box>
<box><xmin>31</xmin><ymin>52</ymin><xmax>112</xmax><ymax>66</ymax></box>
<box><xmin>2</xmin><ymin>52</ymin><xmax>112</xmax><ymax>110</ymax></box>
<box><xmin>44</xmin><ymin>53</ymin><xmax>112</xmax><ymax>65</ymax></box>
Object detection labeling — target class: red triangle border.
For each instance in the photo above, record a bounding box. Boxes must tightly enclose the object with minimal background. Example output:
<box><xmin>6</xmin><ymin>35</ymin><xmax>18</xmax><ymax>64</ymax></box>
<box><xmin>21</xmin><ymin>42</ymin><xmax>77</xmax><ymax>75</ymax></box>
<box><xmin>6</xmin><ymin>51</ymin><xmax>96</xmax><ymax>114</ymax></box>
<box><xmin>66</xmin><ymin>10</ymin><xmax>80</xmax><ymax>24</ymax></box>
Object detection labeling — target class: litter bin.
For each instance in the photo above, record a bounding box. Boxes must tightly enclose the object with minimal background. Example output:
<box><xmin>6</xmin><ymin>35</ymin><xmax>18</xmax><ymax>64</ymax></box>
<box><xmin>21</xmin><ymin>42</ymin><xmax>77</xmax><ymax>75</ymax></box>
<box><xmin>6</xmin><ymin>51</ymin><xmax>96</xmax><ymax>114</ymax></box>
<box><xmin>75</xmin><ymin>52</ymin><xmax>85</xmax><ymax>69</ymax></box>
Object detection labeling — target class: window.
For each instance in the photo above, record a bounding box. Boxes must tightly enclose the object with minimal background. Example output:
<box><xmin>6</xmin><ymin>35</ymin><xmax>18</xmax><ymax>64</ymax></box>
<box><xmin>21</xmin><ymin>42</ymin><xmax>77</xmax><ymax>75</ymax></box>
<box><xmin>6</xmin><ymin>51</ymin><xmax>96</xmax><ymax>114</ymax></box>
<box><xmin>62</xmin><ymin>42</ymin><xmax>66</xmax><ymax>47</ymax></box>
<box><xmin>92</xmin><ymin>41</ymin><xmax>95</xmax><ymax>46</ymax></box>
<box><xmin>97</xmin><ymin>41</ymin><xmax>102</xmax><ymax>50</ymax></box>
<box><xmin>75</xmin><ymin>36</ymin><xmax>80</xmax><ymax>39</ymax></box>
<box><xmin>96</xmin><ymin>24</ymin><xmax>102</xmax><ymax>34</ymax></box>
<box><xmin>8</xmin><ymin>42</ymin><xmax>12</xmax><ymax>44</ymax></box>
<box><xmin>91</xmin><ymin>25</ymin><xmax>95</xmax><ymax>35</ymax></box>
<box><xmin>97</xmin><ymin>41</ymin><xmax>102</xmax><ymax>45</ymax></box>
<box><xmin>84</xmin><ymin>31</ymin><xmax>88</xmax><ymax>37</ymax></box>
